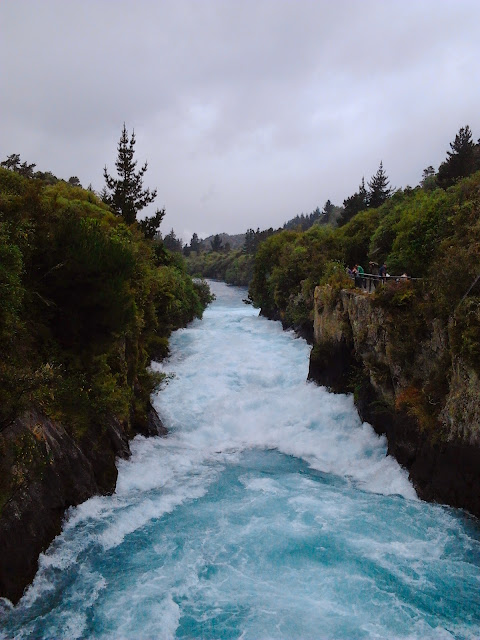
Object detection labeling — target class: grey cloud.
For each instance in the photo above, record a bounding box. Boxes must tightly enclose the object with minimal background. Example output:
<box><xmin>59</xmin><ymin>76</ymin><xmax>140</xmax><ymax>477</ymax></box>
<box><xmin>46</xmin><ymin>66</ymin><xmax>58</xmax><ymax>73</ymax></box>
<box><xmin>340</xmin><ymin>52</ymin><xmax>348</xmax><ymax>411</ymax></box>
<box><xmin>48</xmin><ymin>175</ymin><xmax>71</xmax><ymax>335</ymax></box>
<box><xmin>1</xmin><ymin>0</ymin><xmax>480</xmax><ymax>240</ymax></box>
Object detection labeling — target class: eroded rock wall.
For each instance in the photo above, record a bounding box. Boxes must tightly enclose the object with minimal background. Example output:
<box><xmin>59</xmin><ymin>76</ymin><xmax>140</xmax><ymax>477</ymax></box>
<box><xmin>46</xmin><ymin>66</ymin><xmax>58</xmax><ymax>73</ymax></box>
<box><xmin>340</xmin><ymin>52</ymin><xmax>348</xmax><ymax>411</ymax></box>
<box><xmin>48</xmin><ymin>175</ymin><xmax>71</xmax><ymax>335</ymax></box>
<box><xmin>0</xmin><ymin>404</ymin><xmax>165</xmax><ymax>604</ymax></box>
<box><xmin>309</xmin><ymin>285</ymin><xmax>480</xmax><ymax>517</ymax></box>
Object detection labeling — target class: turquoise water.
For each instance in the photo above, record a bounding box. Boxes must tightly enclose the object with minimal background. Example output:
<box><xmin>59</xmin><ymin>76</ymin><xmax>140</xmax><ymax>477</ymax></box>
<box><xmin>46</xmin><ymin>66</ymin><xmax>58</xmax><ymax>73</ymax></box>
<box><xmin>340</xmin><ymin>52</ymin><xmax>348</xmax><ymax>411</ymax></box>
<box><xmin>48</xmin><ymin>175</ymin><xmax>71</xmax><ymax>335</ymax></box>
<box><xmin>1</xmin><ymin>281</ymin><xmax>479</xmax><ymax>639</ymax></box>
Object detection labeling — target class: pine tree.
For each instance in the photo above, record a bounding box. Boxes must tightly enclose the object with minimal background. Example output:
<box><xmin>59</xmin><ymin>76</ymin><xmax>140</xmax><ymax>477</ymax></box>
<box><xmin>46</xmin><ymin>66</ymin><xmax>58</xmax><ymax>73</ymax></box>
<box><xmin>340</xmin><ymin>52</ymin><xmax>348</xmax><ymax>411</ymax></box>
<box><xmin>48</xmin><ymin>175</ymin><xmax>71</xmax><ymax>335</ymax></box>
<box><xmin>339</xmin><ymin>178</ymin><xmax>368</xmax><ymax>226</ymax></box>
<box><xmin>367</xmin><ymin>162</ymin><xmax>392</xmax><ymax>209</ymax></box>
<box><xmin>138</xmin><ymin>209</ymin><xmax>165</xmax><ymax>240</ymax></box>
<box><xmin>103</xmin><ymin>124</ymin><xmax>158</xmax><ymax>225</ymax></box>
<box><xmin>243</xmin><ymin>229</ymin><xmax>256</xmax><ymax>254</ymax></box>
<box><xmin>322</xmin><ymin>199</ymin><xmax>334</xmax><ymax>223</ymax></box>
<box><xmin>189</xmin><ymin>232</ymin><xmax>201</xmax><ymax>254</ymax></box>
<box><xmin>422</xmin><ymin>166</ymin><xmax>435</xmax><ymax>180</ymax></box>
<box><xmin>17</xmin><ymin>161</ymin><xmax>36</xmax><ymax>178</ymax></box>
<box><xmin>437</xmin><ymin>125</ymin><xmax>476</xmax><ymax>189</ymax></box>
<box><xmin>1</xmin><ymin>154</ymin><xmax>36</xmax><ymax>177</ymax></box>
<box><xmin>210</xmin><ymin>234</ymin><xmax>223</xmax><ymax>252</ymax></box>
<box><xmin>163</xmin><ymin>228</ymin><xmax>182</xmax><ymax>252</ymax></box>
<box><xmin>420</xmin><ymin>166</ymin><xmax>436</xmax><ymax>191</ymax></box>
<box><xmin>0</xmin><ymin>154</ymin><xmax>21</xmax><ymax>171</ymax></box>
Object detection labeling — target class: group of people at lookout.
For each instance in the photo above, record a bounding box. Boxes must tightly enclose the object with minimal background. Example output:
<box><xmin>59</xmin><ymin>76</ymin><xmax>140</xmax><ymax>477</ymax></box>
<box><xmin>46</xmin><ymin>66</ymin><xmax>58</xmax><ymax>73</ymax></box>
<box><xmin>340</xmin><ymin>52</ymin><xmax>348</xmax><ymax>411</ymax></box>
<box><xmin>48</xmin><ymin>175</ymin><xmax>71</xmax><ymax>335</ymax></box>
<box><xmin>347</xmin><ymin>262</ymin><xmax>409</xmax><ymax>287</ymax></box>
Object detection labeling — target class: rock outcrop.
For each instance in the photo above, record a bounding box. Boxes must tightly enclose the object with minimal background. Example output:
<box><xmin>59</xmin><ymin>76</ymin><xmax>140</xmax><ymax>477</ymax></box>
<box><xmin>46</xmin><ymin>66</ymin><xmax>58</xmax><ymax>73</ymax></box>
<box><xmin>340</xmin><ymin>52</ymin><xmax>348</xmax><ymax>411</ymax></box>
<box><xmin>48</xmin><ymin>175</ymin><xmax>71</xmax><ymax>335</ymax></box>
<box><xmin>0</xmin><ymin>403</ymin><xmax>166</xmax><ymax>604</ymax></box>
<box><xmin>309</xmin><ymin>285</ymin><xmax>480</xmax><ymax>518</ymax></box>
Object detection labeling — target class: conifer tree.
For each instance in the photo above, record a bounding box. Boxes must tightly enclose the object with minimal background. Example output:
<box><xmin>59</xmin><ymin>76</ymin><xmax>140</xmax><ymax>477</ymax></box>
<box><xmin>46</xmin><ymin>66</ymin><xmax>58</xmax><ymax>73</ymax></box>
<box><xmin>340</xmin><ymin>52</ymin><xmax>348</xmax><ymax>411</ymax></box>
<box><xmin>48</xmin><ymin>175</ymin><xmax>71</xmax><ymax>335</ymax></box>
<box><xmin>437</xmin><ymin>125</ymin><xmax>477</xmax><ymax>189</ymax></box>
<box><xmin>420</xmin><ymin>166</ymin><xmax>437</xmax><ymax>191</ymax></box>
<box><xmin>163</xmin><ymin>228</ymin><xmax>182</xmax><ymax>252</ymax></box>
<box><xmin>103</xmin><ymin>124</ymin><xmax>160</xmax><ymax>226</ymax></box>
<box><xmin>339</xmin><ymin>177</ymin><xmax>368</xmax><ymax>226</ymax></box>
<box><xmin>189</xmin><ymin>232</ymin><xmax>201</xmax><ymax>254</ymax></box>
<box><xmin>1</xmin><ymin>154</ymin><xmax>36</xmax><ymax>178</ymax></box>
<box><xmin>367</xmin><ymin>162</ymin><xmax>392</xmax><ymax>209</ymax></box>
<box><xmin>244</xmin><ymin>229</ymin><xmax>256</xmax><ymax>254</ymax></box>
<box><xmin>210</xmin><ymin>234</ymin><xmax>223</xmax><ymax>252</ymax></box>
<box><xmin>0</xmin><ymin>154</ymin><xmax>21</xmax><ymax>171</ymax></box>
<box><xmin>138</xmin><ymin>209</ymin><xmax>165</xmax><ymax>240</ymax></box>
<box><xmin>322</xmin><ymin>199</ymin><xmax>335</xmax><ymax>223</ymax></box>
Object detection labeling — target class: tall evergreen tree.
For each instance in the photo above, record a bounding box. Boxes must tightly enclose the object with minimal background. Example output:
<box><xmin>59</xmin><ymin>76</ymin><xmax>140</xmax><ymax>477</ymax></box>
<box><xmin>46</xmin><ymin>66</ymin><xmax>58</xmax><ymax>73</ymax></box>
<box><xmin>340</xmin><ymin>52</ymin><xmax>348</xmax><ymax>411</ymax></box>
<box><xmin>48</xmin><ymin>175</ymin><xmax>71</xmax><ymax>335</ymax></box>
<box><xmin>367</xmin><ymin>161</ymin><xmax>392</xmax><ymax>209</ymax></box>
<box><xmin>339</xmin><ymin>178</ymin><xmax>368</xmax><ymax>226</ymax></box>
<box><xmin>18</xmin><ymin>162</ymin><xmax>37</xmax><ymax>178</ymax></box>
<box><xmin>437</xmin><ymin>125</ymin><xmax>477</xmax><ymax>189</ymax></box>
<box><xmin>163</xmin><ymin>228</ymin><xmax>182</xmax><ymax>252</ymax></box>
<box><xmin>1</xmin><ymin>154</ymin><xmax>36</xmax><ymax>178</ymax></box>
<box><xmin>322</xmin><ymin>199</ymin><xmax>334</xmax><ymax>223</ymax></box>
<box><xmin>103</xmin><ymin>124</ymin><xmax>159</xmax><ymax>225</ymax></box>
<box><xmin>244</xmin><ymin>229</ymin><xmax>256</xmax><ymax>254</ymax></box>
<box><xmin>420</xmin><ymin>166</ymin><xmax>437</xmax><ymax>191</ymax></box>
<box><xmin>189</xmin><ymin>232</ymin><xmax>201</xmax><ymax>254</ymax></box>
<box><xmin>138</xmin><ymin>209</ymin><xmax>165</xmax><ymax>240</ymax></box>
<box><xmin>210</xmin><ymin>234</ymin><xmax>223</xmax><ymax>252</ymax></box>
<box><xmin>0</xmin><ymin>154</ymin><xmax>21</xmax><ymax>171</ymax></box>
<box><xmin>422</xmin><ymin>166</ymin><xmax>435</xmax><ymax>180</ymax></box>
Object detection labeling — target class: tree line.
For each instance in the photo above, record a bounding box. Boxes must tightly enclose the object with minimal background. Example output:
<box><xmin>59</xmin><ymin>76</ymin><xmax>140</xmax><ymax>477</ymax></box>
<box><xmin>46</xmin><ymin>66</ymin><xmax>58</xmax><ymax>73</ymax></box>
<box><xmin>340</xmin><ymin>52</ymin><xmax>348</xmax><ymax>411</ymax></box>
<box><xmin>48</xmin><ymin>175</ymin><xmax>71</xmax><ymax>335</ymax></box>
<box><xmin>0</xmin><ymin>124</ymin><xmax>213</xmax><ymax>436</ymax></box>
<box><xmin>183</xmin><ymin>124</ymin><xmax>480</xmax><ymax>271</ymax></box>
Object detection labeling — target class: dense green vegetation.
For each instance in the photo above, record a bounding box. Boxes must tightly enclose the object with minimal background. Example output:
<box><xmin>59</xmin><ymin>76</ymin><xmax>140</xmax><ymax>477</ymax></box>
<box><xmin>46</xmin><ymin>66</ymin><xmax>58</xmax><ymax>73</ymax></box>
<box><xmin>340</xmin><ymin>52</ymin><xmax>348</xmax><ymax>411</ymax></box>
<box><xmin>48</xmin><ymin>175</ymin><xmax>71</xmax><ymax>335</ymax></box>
<box><xmin>183</xmin><ymin>162</ymin><xmax>397</xmax><ymax>286</ymax></box>
<box><xmin>248</xmin><ymin>157</ymin><xmax>480</xmax><ymax>437</ymax></box>
<box><xmin>184</xmin><ymin>228</ymin><xmax>279</xmax><ymax>286</ymax></box>
<box><xmin>186</xmin><ymin>248</ymin><xmax>254</xmax><ymax>287</ymax></box>
<box><xmin>249</xmin><ymin>124</ymin><xmax>480</xmax><ymax>332</ymax></box>
<box><xmin>249</xmin><ymin>169</ymin><xmax>480</xmax><ymax>348</ymax></box>
<box><xmin>0</xmin><ymin>168</ymin><xmax>212</xmax><ymax>437</ymax></box>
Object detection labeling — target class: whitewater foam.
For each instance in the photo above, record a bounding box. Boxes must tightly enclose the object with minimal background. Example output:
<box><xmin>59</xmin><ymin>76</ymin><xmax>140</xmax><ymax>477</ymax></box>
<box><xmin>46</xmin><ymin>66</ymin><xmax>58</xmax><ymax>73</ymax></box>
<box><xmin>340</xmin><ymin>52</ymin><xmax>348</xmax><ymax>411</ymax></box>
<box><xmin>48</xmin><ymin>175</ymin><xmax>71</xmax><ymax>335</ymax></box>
<box><xmin>2</xmin><ymin>280</ymin><xmax>479</xmax><ymax>640</ymax></box>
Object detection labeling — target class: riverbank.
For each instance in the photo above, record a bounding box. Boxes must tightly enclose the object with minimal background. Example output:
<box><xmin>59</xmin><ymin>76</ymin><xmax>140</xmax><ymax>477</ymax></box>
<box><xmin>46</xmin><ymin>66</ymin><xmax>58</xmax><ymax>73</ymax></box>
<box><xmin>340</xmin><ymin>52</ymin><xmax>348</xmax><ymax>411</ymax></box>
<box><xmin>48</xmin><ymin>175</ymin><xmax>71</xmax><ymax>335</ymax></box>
<box><xmin>0</xmin><ymin>169</ymin><xmax>213</xmax><ymax>604</ymax></box>
<box><xmin>307</xmin><ymin>285</ymin><xmax>480</xmax><ymax>518</ymax></box>
<box><xmin>0</xmin><ymin>403</ymin><xmax>168</xmax><ymax>605</ymax></box>
<box><xmin>2</xmin><ymin>281</ymin><xmax>478</xmax><ymax>639</ymax></box>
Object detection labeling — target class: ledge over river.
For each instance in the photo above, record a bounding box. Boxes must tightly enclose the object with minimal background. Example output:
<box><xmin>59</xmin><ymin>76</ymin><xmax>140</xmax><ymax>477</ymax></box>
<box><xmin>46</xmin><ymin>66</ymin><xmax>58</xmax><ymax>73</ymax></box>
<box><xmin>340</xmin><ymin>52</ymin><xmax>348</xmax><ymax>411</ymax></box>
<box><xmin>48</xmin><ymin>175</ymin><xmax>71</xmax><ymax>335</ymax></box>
<box><xmin>308</xmin><ymin>285</ymin><xmax>480</xmax><ymax>518</ymax></box>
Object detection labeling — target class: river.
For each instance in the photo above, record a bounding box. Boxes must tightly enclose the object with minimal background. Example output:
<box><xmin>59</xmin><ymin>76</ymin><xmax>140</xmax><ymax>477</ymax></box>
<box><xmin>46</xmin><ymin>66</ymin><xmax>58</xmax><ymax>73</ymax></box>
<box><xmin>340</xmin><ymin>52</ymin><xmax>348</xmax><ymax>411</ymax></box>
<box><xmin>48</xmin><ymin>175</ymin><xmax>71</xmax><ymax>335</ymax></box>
<box><xmin>1</xmin><ymin>281</ymin><xmax>479</xmax><ymax>639</ymax></box>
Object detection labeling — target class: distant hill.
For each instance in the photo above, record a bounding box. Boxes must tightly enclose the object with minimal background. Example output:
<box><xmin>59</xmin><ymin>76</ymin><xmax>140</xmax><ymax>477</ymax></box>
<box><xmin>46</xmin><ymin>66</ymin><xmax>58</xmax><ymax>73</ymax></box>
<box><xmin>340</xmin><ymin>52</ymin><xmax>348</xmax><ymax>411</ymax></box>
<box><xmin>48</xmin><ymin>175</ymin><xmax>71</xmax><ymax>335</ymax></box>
<box><xmin>200</xmin><ymin>232</ymin><xmax>245</xmax><ymax>250</ymax></box>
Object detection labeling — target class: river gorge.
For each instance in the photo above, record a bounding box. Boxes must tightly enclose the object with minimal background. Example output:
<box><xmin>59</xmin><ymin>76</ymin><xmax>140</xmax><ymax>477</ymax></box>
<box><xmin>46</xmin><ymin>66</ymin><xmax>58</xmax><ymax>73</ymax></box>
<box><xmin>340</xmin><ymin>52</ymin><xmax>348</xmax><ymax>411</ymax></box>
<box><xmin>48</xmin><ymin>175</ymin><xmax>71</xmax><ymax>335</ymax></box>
<box><xmin>1</xmin><ymin>281</ymin><xmax>479</xmax><ymax>639</ymax></box>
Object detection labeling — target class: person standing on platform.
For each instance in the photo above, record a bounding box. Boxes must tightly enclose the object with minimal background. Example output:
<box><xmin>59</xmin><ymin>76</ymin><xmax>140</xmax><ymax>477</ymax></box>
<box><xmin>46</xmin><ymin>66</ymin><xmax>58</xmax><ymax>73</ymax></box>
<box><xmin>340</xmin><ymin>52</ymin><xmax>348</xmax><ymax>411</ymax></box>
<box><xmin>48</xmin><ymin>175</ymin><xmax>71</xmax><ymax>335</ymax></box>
<box><xmin>378</xmin><ymin>263</ymin><xmax>387</xmax><ymax>283</ymax></box>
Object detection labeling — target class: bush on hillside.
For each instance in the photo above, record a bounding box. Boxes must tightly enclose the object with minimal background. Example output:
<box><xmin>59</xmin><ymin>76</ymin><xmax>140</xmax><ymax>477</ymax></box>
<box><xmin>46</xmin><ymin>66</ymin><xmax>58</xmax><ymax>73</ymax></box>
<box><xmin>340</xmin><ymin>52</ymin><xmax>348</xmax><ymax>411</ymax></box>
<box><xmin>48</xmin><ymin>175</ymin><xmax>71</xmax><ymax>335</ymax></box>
<box><xmin>0</xmin><ymin>168</ymin><xmax>211</xmax><ymax>434</ymax></box>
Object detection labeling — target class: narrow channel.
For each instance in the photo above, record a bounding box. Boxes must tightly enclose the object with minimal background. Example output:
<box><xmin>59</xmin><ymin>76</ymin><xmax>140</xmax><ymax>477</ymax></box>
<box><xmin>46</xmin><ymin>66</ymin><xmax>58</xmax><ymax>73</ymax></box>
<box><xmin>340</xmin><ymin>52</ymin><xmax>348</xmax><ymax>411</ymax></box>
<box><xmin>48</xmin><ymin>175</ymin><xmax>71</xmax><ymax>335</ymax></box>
<box><xmin>2</xmin><ymin>281</ymin><xmax>479</xmax><ymax>640</ymax></box>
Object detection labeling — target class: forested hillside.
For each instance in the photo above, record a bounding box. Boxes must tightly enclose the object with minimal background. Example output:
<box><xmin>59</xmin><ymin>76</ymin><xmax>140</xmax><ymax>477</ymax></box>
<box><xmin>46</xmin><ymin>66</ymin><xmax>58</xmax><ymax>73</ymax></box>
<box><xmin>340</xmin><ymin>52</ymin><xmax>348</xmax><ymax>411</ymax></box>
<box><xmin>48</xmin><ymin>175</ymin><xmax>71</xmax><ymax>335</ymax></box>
<box><xmin>0</xmin><ymin>166</ymin><xmax>212</xmax><ymax>601</ymax></box>
<box><xmin>186</xmin><ymin>248</ymin><xmax>254</xmax><ymax>286</ymax></box>
<box><xmin>184</xmin><ymin>227</ymin><xmax>277</xmax><ymax>286</ymax></box>
<box><xmin>248</xmin><ymin>128</ymin><xmax>480</xmax><ymax>486</ymax></box>
<box><xmin>0</xmin><ymin>169</ymin><xmax>211</xmax><ymax>438</ymax></box>
<box><xmin>249</xmin><ymin>126</ymin><xmax>480</xmax><ymax>342</ymax></box>
<box><xmin>250</xmin><ymin>169</ymin><xmax>480</xmax><ymax>341</ymax></box>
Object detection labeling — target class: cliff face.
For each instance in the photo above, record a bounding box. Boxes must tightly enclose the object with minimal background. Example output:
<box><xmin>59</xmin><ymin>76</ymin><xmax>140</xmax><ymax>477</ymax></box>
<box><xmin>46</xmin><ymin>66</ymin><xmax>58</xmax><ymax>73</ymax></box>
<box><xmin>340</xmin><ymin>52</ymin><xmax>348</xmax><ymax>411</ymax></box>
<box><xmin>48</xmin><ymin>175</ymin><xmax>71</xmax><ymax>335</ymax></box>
<box><xmin>0</xmin><ymin>404</ymin><xmax>166</xmax><ymax>604</ymax></box>
<box><xmin>309</xmin><ymin>285</ymin><xmax>480</xmax><ymax>517</ymax></box>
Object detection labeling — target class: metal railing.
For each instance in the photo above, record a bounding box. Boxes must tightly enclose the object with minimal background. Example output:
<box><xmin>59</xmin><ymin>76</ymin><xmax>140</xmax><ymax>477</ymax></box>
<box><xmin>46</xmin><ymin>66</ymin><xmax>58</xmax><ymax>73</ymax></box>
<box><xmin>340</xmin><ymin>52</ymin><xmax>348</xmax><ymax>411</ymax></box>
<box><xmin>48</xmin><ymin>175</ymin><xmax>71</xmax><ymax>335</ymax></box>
<box><xmin>349</xmin><ymin>273</ymin><xmax>419</xmax><ymax>293</ymax></box>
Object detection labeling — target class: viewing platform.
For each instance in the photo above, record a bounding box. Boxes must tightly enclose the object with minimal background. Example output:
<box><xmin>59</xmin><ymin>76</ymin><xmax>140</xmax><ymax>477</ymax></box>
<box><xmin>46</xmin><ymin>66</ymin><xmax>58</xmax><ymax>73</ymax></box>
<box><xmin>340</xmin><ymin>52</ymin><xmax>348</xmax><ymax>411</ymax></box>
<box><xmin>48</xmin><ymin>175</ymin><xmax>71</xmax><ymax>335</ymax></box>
<box><xmin>350</xmin><ymin>272</ymin><xmax>419</xmax><ymax>293</ymax></box>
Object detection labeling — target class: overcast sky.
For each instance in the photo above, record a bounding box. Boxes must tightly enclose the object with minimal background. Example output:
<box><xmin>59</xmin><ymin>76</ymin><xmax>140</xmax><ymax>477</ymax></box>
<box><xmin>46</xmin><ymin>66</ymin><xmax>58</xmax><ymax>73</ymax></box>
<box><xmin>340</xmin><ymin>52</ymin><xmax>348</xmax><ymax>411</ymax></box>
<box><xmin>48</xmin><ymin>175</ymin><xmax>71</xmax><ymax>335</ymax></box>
<box><xmin>2</xmin><ymin>1</ymin><xmax>480</xmax><ymax>242</ymax></box>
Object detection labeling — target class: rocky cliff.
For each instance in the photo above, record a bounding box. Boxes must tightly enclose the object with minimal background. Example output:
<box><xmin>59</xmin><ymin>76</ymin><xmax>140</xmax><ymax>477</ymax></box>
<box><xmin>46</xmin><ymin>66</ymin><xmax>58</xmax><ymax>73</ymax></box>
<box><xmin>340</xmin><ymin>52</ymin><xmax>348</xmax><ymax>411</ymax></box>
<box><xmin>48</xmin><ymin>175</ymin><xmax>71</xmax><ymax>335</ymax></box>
<box><xmin>309</xmin><ymin>285</ymin><xmax>480</xmax><ymax>518</ymax></box>
<box><xmin>0</xmin><ymin>404</ymin><xmax>166</xmax><ymax>604</ymax></box>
